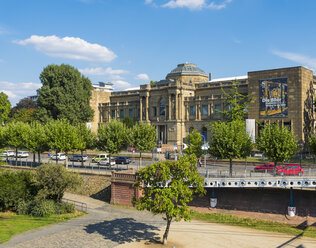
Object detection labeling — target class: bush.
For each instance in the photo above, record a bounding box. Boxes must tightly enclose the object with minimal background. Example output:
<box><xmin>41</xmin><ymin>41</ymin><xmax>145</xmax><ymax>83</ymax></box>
<box><xmin>29</xmin><ymin>200</ymin><xmax>57</xmax><ymax>217</ymax></box>
<box><xmin>0</xmin><ymin>170</ymin><xmax>37</xmax><ymax>211</ymax></box>
<box><xmin>56</xmin><ymin>202</ymin><xmax>75</xmax><ymax>214</ymax></box>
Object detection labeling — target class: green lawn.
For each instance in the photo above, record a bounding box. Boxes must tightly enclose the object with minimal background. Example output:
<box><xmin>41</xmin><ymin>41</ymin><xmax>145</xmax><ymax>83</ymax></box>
<box><xmin>191</xmin><ymin>211</ymin><xmax>316</xmax><ymax>238</ymax></box>
<box><xmin>0</xmin><ymin>211</ymin><xmax>85</xmax><ymax>244</ymax></box>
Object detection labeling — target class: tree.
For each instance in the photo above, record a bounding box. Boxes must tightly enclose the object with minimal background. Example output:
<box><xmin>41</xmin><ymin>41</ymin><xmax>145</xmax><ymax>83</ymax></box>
<box><xmin>183</xmin><ymin>129</ymin><xmax>203</xmax><ymax>159</ymax></box>
<box><xmin>97</xmin><ymin>120</ymin><xmax>127</xmax><ymax>165</ymax></box>
<box><xmin>24</xmin><ymin>121</ymin><xmax>49</xmax><ymax>163</ymax></box>
<box><xmin>133</xmin><ymin>156</ymin><xmax>206</xmax><ymax>245</ymax></box>
<box><xmin>10</xmin><ymin>97</ymin><xmax>37</xmax><ymax>117</ymax></box>
<box><xmin>45</xmin><ymin>119</ymin><xmax>78</xmax><ymax>167</ymax></box>
<box><xmin>3</xmin><ymin>122</ymin><xmax>29</xmax><ymax>164</ymax></box>
<box><xmin>129</xmin><ymin>122</ymin><xmax>156</xmax><ymax>168</ymax></box>
<box><xmin>308</xmin><ymin>135</ymin><xmax>316</xmax><ymax>156</ymax></box>
<box><xmin>0</xmin><ymin>92</ymin><xmax>11</xmax><ymax>125</ymax></box>
<box><xmin>35</xmin><ymin>64</ymin><xmax>94</xmax><ymax>124</ymax></box>
<box><xmin>208</xmin><ymin>120</ymin><xmax>253</xmax><ymax>177</ymax></box>
<box><xmin>11</xmin><ymin>108</ymin><xmax>36</xmax><ymax>123</ymax></box>
<box><xmin>219</xmin><ymin>81</ymin><xmax>252</xmax><ymax>122</ymax></box>
<box><xmin>256</xmin><ymin>123</ymin><xmax>298</xmax><ymax>172</ymax></box>
<box><xmin>122</xmin><ymin>116</ymin><xmax>135</xmax><ymax>129</ymax></box>
<box><xmin>74</xmin><ymin>123</ymin><xmax>96</xmax><ymax>167</ymax></box>
<box><xmin>33</xmin><ymin>164</ymin><xmax>82</xmax><ymax>202</ymax></box>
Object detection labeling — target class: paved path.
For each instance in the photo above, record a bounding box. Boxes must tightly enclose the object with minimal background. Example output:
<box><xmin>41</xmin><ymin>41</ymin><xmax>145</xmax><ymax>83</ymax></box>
<box><xmin>1</xmin><ymin>193</ymin><xmax>316</xmax><ymax>248</ymax></box>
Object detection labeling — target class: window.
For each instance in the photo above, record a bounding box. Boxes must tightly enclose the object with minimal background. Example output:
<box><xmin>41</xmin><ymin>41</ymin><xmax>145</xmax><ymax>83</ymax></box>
<box><xmin>214</xmin><ymin>104</ymin><xmax>222</xmax><ymax>113</ymax></box>
<box><xmin>202</xmin><ymin>105</ymin><xmax>208</xmax><ymax>115</ymax></box>
<box><xmin>111</xmin><ymin>110</ymin><xmax>116</xmax><ymax>119</ymax></box>
<box><xmin>129</xmin><ymin>109</ymin><xmax>133</xmax><ymax>117</ymax></box>
<box><xmin>153</xmin><ymin>107</ymin><xmax>157</xmax><ymax>117</ymax></box>
<box><xmin>202</xmin><ymin>127</ymin><xmax>208</xmax><ymax>141</ymax></box>
<box><xmin>189</xmin><ymin>105</ymin><xmax>196</xmax><ymax>116</ymax></box>
<box><xmin>159</xmin><ymin>98</ymin><xmax>165</xmax><ymax>116</ymax></box>
<box><xmin>119</xmin><ymin>109</ymin><xmax>124</xmax><ymax>118</ymax></box>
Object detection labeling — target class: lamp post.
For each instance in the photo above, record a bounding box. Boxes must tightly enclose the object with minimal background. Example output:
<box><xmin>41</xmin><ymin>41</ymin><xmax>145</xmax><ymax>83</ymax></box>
<box><xmin>201</xmin><ymin>135</ymin><xmax>207</xmax><ymax>167</ymax></box>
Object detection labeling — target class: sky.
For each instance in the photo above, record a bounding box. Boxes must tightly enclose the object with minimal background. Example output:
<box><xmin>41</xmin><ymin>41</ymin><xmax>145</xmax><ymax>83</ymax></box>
<box><xmin>1</xmin><ymin>0</ymin><xmax>316</xmax><ymax>106</ymax></box>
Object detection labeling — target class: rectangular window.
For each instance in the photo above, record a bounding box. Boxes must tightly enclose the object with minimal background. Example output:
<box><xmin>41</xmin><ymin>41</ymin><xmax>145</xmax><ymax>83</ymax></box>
<box><xmin>189</xmin><ymin>105</ymin><xmax>196</xmax><ymax>116</ymax></box>
<box><xmin>111</xmin><ymin>110</ymin><xmax>116</xmax><ymax>119</ymax></box>
<box><xmin>129</xmin><ymin>109</ymin><xmax>133</xmax><ymax>117</ymax></box>
<box><xmin>214</xmin><ymin>104</ymin><xmax>222</xmax><ymax>113</ymax></box>
<box><xmin>119</xmin><ymin>109</ymin><xmax>124</xmax><ymax>118</ymax></box>
<box><xmin>153</xmin><ymin>107</ymin><xmax>157</xmax><ymax>117</ymax></box>
<box><xmin>202</xmin><ymin>105</ymin><xmax>208</xmax><ymax>115</ymax></box>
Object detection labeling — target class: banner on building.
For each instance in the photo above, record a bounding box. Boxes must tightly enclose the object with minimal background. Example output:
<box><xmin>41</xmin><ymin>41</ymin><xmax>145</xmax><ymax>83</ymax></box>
<box><xmin>259</xmin><ymin>78</ymin><xmax>288</xmax><ymax>117</ymax></box>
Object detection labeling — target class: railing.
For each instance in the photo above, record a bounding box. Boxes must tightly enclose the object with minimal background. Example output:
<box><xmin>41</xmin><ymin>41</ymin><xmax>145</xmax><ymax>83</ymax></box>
<box><xmin>62</xmin><ymin>198</ymin><xmax>87</xmax><ymax>212</ymax></box>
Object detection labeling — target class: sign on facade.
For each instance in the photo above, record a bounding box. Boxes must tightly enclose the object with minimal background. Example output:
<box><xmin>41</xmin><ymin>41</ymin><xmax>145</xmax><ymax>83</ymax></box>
<box><xmin>259</xmin><ymin>77</ymin><xmax>288</xmax><ymax>117</ymax></box>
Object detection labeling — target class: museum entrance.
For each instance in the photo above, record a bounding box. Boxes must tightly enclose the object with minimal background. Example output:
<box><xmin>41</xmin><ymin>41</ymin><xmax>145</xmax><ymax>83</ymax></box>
<box><xmin>157</xmin><ymin>125</ymin><xmax>167</xmax><ymax>144</ymax></box>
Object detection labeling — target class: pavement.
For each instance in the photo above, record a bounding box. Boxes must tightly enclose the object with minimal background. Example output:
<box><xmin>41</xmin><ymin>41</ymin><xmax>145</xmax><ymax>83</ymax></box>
<box><xmin>1</xmin><ymin>193</ymin><xmax>316</xmax><ymax>248</ymax></box>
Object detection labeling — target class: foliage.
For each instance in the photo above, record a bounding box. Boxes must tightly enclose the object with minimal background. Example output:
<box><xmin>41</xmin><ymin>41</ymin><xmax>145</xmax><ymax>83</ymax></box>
<box><xmin>74</xmin><ymin>123</ymin><xmax>96</xmax><ymax>151</ymax></box>
<box><xmin>33</xmin><ymin>163</ymin><xmax>82</xmax><ymax>202</ymax></box>
<box><xmin>129</xmin><ymin>122</ymin><xmax>156</xmax><ymax>153</ymax></box>
<box><xmin>10</xmin><ymin>97</ymin><xmax>37</xmax><ymax>117</ymax></box>
<box><xmin>0</xmin><ymin>126</ymin><xmax>5</xmax><ymax>149</ymax></box>
<box><xmin>97</xmin><ymin>120</ymin><xmax>127</xmax><ymax>158</ymax></box>
<box><xmin>183</xmin><ymin>129</ymin><xmax>203</xmax><ymax>158</ymax></box>
<box><xmin>35</xmin><ymin>64</ymin><xmax>94</xmax><ymax>124</ymax></box>
<box><xmin>11</xmin><ymin>108</ymin><xmax>36</xmax><ymax>123</ymax></box>
<box><xmin>219</xmin><ymin>82</ymin><xmax>252</xmax><ymax>122</ymax></box>
<box><xmin>0</xmin><ymin>92</ymin><xmax>11</xmax><ymax>125</ymax></box>
<box><xmin>208</xmin><ymin>120</ymin><xmax>253</xmax><ymax>176</ymax></box>
<box><xmin>133</xmin><ymin>155</ymin><xmax>206</xmax><ymax>244</ymax></box>
<box><xmin>0</xmin><ymin>170</ymin><xmax>37</xmax><ymax>212</ymax></box>
<box><xmin>122</xmin><ymin>116</ymin><xmax>135</xmax><ymax>129</ymax></box>
<box><xmin>308</xmin><ymin>135</ymin><xmax>316</xmax><ymax>156</ymax></box>
<box><xmin>256</xmin><ymin>123</ymin><xmax>298</xmax><ymax>168</ymax></box>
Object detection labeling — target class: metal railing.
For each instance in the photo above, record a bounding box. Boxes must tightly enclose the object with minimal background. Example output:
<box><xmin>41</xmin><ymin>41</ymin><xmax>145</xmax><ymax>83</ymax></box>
<box><xmin>62</xmin><ymin>198</ymin><xmax>87</xmax><ymax>212</ymax></box>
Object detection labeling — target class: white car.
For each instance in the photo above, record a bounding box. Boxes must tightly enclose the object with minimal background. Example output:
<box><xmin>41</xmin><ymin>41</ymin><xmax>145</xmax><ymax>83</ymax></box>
<box><xmin>51</xmin><ymin>153</ymin><xmax>66</xmax><ymax>160</ymax></box>
<box><xmin>1</xmin><ymin>150</ymin><xmax>15</xmax><ymax>157</ymax></box>
<box><xmin>98</xmin><ymin>158</ymin><xmax>116</xmax><ymax>166</ymax></box>
<box><xmin>16</xmin><ymin>151</ymin><xmax>29</xmax><ymax>158</ymax></box>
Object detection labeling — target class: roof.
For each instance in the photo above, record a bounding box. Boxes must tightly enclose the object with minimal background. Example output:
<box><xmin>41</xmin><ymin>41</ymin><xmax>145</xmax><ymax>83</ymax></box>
<box><xmin>167</xmin><ymin>63</ymin><xmax>208</xmax><ymax>77</ymax></box>
<box><xmin>209</xmin><ymin>75</ymin><xmax>247</xmax><ymax>83</ymax></box>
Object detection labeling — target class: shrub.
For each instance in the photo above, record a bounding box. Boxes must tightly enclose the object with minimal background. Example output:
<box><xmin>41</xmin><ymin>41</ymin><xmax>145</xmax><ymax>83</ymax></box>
<box><xmin>56</xmin><ymin>202</ymin><xmax>75</xmax><ymax>214</ymax></box>
<box><xmin>29</xmin><ymin>200</ymin><xmax>57</xmax><ymax>217</ymax></box>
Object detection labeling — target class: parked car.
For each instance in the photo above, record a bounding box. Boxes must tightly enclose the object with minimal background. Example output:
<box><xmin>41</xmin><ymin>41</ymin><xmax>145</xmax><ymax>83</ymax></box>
<box><xmin>98</xmin><ymin>158</ymin><xmax>115</xmax><ymax>166</ymax></box>
<box><xmin>1</xmin><ymin>150</ymin><xmax>15</xmax><ymax>157</ymax></box>
<box><xmin>277</xmin><ymin>164</ymin><xmax>304</xmax><ymax>176</ymax></box>
<box><xmin>92</xmin><ymin>154</ymin><xmax>109</xmax><ymax>163</ymax></box>
<box><xmin>69</xmin><ymin>154</ymin><xmax>88</xmax><ymax>162</ymax></box>
<box><xmin>51</xmin><ymin>153</ymin><xmax>66</xmax><ymax>160</ymax></box>
<box><xmin>254</xmin><ymin>163</ymin><xmax>281</xmax><ymax>172</ymax></box>
<box><xmin>16</xmin><ymin>151</ymin><xmax>29</xmax><ymax>158</ymax></box>
<box><xmin>115</xmin><ymin>156</ymin><xmax>131</xmax><ymax>164</ymax></box>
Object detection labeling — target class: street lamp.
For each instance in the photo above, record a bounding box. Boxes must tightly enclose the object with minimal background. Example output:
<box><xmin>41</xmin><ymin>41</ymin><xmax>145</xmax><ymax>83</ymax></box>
<box><xmin>201</xmin><ymin>135</ymin><xmax>207</xmax><ymax>167</ymax></box>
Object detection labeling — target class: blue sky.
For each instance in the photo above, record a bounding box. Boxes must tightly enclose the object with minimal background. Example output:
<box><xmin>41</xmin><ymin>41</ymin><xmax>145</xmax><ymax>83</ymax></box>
<box><xmin>1</xmin><ymin>0</ymin><xmax>316</xmax><ymax>105</ymax></box>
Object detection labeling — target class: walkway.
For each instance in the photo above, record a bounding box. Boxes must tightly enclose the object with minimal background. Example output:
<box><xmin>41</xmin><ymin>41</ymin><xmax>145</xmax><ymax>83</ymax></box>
<box><xmin>1</xmin><ymin>193</ymin><xmax>316</xmax><ymax>248</ymax></box>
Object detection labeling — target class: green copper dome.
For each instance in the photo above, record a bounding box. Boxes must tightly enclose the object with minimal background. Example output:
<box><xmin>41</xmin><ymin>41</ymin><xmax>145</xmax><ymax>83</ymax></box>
<box><xmin>167</xmin><ymin>63</ymin><xmax>207</xmax><ymax>77</ymax></box>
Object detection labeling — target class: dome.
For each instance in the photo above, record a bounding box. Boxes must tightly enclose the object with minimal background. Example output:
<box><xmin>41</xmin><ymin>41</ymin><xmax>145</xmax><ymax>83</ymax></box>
<box><xmin>167</xmin><ymin>63</ymin><xmax>207</xmax><ymax>78</ymax></box>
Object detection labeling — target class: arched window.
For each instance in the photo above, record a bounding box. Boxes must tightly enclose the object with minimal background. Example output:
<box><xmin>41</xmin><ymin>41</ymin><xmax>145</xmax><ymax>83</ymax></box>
<box><xmin>159</xmin><ymin>97</ymin><xmax>165</xmax><ymax>116</ymax></box>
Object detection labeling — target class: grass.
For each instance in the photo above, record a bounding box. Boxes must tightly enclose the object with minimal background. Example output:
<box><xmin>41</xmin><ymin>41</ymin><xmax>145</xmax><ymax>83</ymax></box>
<box><xmin>0</xmin><ymin>211</ymin><xmax>85</xmax><ymax>244</ymax></box>
<box><xmin>191</xmin><ymin>211</ymin><xmax>316</xmax><ymax>238</ymax></box>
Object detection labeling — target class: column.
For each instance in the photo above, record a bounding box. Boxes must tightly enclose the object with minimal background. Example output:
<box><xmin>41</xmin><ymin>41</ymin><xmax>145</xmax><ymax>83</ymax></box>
<box><xmin>139</xmin><ymin>98</ymin><xmax>142</xmax><ymax>121</ymax></box>
<box><xmin>175</xmin><ymin>93</ymin><xmax>178</xmax><ymax>120</ymax></box>
<box><xmin>145</xmin><ymin>96</ymin><xmax>149</xmax><ymax>121</ymax></box>
<box><xmin>168</xmin><ymin>95</ymin><xmax>171</xmax><ymax>120</ymax></box>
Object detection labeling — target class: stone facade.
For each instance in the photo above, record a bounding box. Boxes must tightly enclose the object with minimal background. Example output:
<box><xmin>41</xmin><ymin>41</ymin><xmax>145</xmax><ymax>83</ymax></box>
<box><xmin>91</xmin><ymin>63</ymin><xmax>316</xmax><ymax>149</ymax></box>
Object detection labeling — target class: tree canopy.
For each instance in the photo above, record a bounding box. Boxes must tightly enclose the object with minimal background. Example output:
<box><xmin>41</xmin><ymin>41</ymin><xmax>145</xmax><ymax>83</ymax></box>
<box><xmin>35</xmin><ymin>64</ymin><xmax>94</xmax><ymax>124</ymax></box>
<box><xmin>0</xmin><ymin>92</ymin><xmax>11</xmax><ymax>125</ymax></box>
<box><xmin>129</xmin><ymin>122</ymin><xmax>156</xmax><ymax>153</ymax></box>
<box><xmin>183</xmin><ymin>128</ymin><xmax>203</xmax><ymax>159</ymax></box>
<box><xmin>133</xmin><ymin>155</ymin><xmax>205</xmax><ymax>244</ymax></box>
<box><xmin>256</xmin><ymin>123</ymin><xmax>298</xmax><ymax>169</ymax></box>
<box><xmin>208</xmin><ymin>120</ymin><xmax>253</xmax><ymax>176</ymax></box>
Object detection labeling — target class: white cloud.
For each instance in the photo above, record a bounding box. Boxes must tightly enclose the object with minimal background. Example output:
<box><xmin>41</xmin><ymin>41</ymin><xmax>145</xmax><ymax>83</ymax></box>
<box><xmin>112</xmin><ymin>80</ymin><xmax>132</xmax><ymax>89</ymax></box>
<box><xmin>0</xmin><ymin>81</ymin><xmax>41</xmax><ymax>105</ymax></box>
<box><xmin>145</xmin><ymin>0</ymin><xmax>153</xmax><ymax>4</ymax></box>
<box><xmin>272</xmin><ymin>50</ymin><xmax>316</xmax><ymax>71</ymax></box>
<box><xmin>135</xmin><ymin>73</ymin><xmax>149</xmax><ymax>81</ymax></box>
<box><xmin>79</xmin><ymin>67</ymin><xmax>129</xmax><ymax>76</ymax></box>
<box><xmin>14</xmin><ymin>35</ymin><xmax>117</xmax><ymax>62</ymax></box>
<box><xmin>162</xmin><ymin>0</ymin><xmax>232</xmax><ymax>10</ymax></box>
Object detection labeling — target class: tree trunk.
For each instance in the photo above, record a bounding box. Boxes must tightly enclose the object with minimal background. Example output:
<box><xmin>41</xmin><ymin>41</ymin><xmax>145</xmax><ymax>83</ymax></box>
<box><xmin>81</xmin><ymin>150</ymin><xmax>84</xmax><ymax>167</ymax></box>
<box><xmin>38</xmin><ymin>151</ymin><xmax>41</xmax><ymax>163</ymax></box>
<box><xmin>163</xmin><ymin>217</ymin><xmax>172</xmax><ymax>245</ymax></box>
<box><xmin>33</xmin><ymin>152</ymin><xmax>36</xmax><ymax>163</ymax></box>
<box><xmin>56</xmin><ymin>150</ymin><xmax>58</xmax><ymax>164</ymax></box>
<box><xmin>274</xmin><ymin>161</ymin><xmax>277</xmax><ymax>176</ymax></box>
<box><xmin>65</xmin><ymin>152</ymin><xmax>68</xmax><ymax>169</ymax></box>
<box><xmin>229</xmin><ymin>158</ymin><xmax>232</xmax><ymax>177</ymax></box>
<box><xmin>15</xmin><ymin>147</ymin><xmax>18</xmax><ymax>165</ymax></box>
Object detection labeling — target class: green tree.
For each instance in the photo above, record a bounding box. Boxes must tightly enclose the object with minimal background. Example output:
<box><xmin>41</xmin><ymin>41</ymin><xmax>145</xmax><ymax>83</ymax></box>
<box><xmin>183</xmin><ymin>129</ymin><xmax>203</xmax><ymax>159</ymax></box>
<box><xmin>11</xmin><ymin>108</ymin><xmax>36</xmax><ymax>123</ymax></box>
<box><xmin>133</xmin><ymin>156</ymin><xmax>206</xmax><ymax>245</ymax></box>
<box><xmin>308</xmin><ymin>135</ymin><xmax>316</xmax><ymax>156</ymax></box>
<box><xmin>24</xmin><ymin>121</ymin><xmax>49</xmax><ymax>163</ymax></box>
<box><xmin>129</xmin><ymin>122</ymin><xmax>156</xmax><ymax>168</ymax></box>
<box><xmin>122</xmin><ymin>116</ymin><xmax>135</xmax><ymax>129</ymax></box>
<box><xmin>35</xmin><ymin>64</ymin><xmax>94</xmax><ymax>124</ymax></box>
<box><xmin>33</xmin><ymin>164</ymin><xmax>82</xmax><ymax>202</ymax></box>
<box><xmin>0</xmin><ymin>92</ymin><xmax>11</xmax><ymax>125</ymax></box>
<box><xmin>97</xmin><ymin>120</ymin><xmax>127</xmax><ymax>165</ymax></box>
<box><xmin>219</xmin><ymin>82</ymin><xmax>252</xmax><ymax>122</ymax></box>
<box><xmin>10</xmin><ymin>97</ymin><xmax>37</xmax><ymax>117</ymax></box>
<box><xmin>209</xmin><ymin>120</ymin><xmax>253</xmax><ymax>177</ymax></box>
<box><xmin>45</xmin><ymin>119</ymin><xmax>78</xmax><ymax>167</ymax></box>
<box><xmin>74</xmin><ymin>123</ymin><xmax>96</xmax><ymax>167</ymax></box>
<box><xmin>256</xmin><ymin>123</ymin><xmax>298</xmax><ymax>172</ymax></box>
<box><xmin>3</xmin><ymin>122</ymin><xmax>29</xmax><ymax>164</ymax></box>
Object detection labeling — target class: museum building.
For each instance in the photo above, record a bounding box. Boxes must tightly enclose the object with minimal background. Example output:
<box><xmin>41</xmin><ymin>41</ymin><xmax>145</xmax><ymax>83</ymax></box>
<box><xmin>90</xmin><ymin>63</ymin><xmax>316</xmax><ymax>150</ymax></box>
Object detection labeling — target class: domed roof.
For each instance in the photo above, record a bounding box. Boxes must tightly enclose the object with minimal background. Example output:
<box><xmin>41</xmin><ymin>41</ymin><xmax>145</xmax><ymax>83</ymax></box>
<box><xmin>167</xmin><ymin>63</ymin><xmax>207</xmax><ymax>77</ymax></box>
